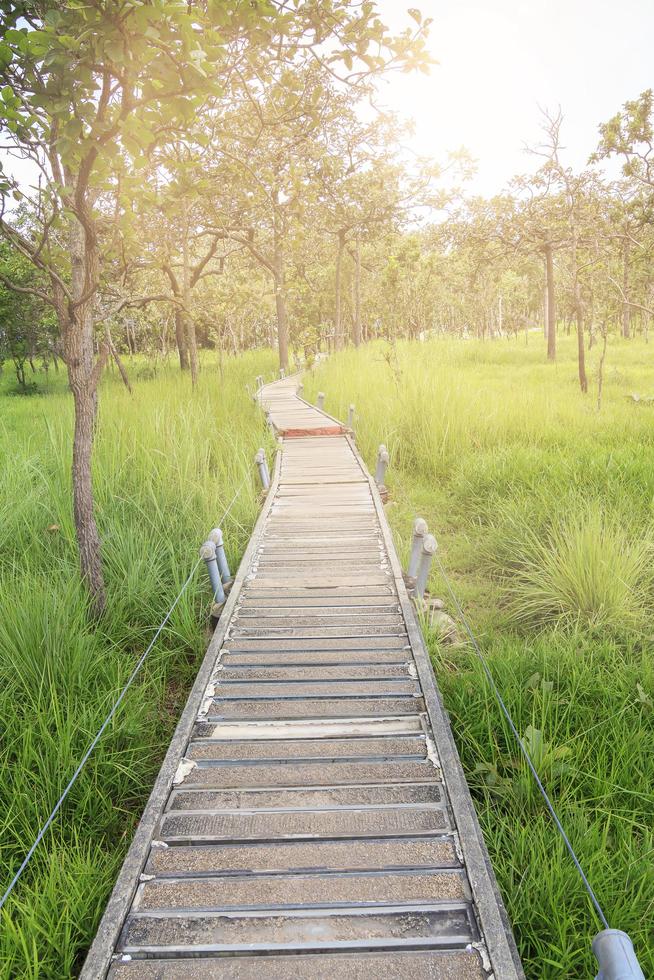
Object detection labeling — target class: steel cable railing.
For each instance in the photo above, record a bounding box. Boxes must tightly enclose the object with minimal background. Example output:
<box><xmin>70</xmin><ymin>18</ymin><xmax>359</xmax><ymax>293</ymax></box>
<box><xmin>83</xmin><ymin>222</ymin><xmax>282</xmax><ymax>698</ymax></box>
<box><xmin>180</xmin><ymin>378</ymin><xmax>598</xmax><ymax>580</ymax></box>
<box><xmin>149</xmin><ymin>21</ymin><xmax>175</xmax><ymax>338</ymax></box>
<box><xmin>406</xmin><ymin>514</ymin><xmax>645</xmax><ymax>979</ymax></box>
<box><xmin>0</xmin><ymin>472</ymin><xmax>252</xmax><ymax>915</ymax></box>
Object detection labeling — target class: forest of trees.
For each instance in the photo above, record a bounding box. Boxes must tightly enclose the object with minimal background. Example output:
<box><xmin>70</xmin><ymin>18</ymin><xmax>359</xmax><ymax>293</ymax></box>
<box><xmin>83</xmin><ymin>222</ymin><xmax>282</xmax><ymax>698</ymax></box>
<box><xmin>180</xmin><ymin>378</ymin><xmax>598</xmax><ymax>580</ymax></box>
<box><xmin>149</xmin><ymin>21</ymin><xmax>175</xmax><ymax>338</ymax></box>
<box><xmin>0</xmin><ymin>3</ymin><xmax>653</xmax><ymax>612</ymax></box>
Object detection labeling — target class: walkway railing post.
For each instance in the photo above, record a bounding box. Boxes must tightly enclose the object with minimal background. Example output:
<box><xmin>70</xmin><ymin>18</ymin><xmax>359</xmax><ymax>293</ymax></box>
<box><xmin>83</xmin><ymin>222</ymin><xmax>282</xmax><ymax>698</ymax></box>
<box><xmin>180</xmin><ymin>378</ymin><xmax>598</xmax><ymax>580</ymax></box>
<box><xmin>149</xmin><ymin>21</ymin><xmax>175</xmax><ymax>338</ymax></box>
<box><xmin>317</xmin><ymin>391</ymin><xmax>325</xmax><ymax>410</ymax></box>
<box><xmin>593</xmin><ymin>930</ymin><xmax>645</xmax><ymax>980</ymax></box>
<box><xmin>255</xmin><ymin>448</ymin><xmax>270</xmax><ymax>490</ymax></box>
<box><xmin>209</xmin><ymin>528</ymin><xmax>231</xmax><ymax>584</ymax></box>
<box><xmin>298</xmin><ymin>382</ymin><xmax>304</xmax><ymax>397</ymax></box>
<box><xmin>348</xmin><ymin>404</ymin><xmax>355</xmax><ymax>428</ymax></box>
<box><xmin>200</xmin><ymin>540</ymin><xmax>225</xmax><ymax>604</ymax></box>
<box><xmin>415</xmin><ymin>533</ymin><xmax>438</xmax><ymax>600</ymax></box>
<box><xmin>375</xmin><ymin>444</ymin><xmax>389</xmax><ymax>486</ymax></box>
<box><xmin>408</xmin><ymin>518</ymin><xmax>428</xmax><ymax>578</ymax></box>
<box><xmin>279</xmin><ymin>368</ymin><xmax>285</xmax><ymax>379</ymax></box>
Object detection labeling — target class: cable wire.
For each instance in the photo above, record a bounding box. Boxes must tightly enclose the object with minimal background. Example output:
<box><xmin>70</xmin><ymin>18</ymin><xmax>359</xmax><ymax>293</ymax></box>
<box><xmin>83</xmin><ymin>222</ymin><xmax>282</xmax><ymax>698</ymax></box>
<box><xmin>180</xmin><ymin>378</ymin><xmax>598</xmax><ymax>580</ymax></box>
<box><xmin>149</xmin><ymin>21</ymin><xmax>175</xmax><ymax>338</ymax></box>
<box><xmin>0</xmin><ymin>474</ymin><xmax>252</xmax><ymax>914</ymax></box>
<box><xmin>432</xmin><ymin>551</ymin><xmax>610</xmax><ymax>931</ymax></box>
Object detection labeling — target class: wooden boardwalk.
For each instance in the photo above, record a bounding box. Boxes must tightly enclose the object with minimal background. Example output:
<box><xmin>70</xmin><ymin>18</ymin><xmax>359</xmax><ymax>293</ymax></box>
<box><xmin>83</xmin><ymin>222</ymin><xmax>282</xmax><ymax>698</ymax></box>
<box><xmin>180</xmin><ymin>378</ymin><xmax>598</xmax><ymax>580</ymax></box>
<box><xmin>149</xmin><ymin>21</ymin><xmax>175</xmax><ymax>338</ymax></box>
<box><xmin>82</xmin><ymin>377</ymin><xmax>523</xmax><ymax>979</ymax></box>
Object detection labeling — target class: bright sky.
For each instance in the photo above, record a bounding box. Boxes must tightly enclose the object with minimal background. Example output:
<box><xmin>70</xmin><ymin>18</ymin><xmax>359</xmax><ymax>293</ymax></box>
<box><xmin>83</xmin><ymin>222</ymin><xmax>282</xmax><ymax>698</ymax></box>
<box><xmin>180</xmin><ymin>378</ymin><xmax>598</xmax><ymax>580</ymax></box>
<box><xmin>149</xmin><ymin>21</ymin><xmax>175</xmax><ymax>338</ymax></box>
<box><xmin>376</xmin><ymin>0</ymin><xmax>654</xmax><ymax>195</ymax></box>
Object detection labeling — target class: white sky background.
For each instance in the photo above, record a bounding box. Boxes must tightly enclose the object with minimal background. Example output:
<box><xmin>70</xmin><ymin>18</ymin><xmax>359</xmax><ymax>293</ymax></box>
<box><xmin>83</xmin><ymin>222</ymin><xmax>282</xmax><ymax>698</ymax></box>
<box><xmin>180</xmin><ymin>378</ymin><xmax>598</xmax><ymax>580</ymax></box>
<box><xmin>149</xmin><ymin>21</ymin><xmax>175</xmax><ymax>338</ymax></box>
<box><xmin>375</xmin><ymin>0</ymin><xmax>654</xmax><ymax>195</ymax></box>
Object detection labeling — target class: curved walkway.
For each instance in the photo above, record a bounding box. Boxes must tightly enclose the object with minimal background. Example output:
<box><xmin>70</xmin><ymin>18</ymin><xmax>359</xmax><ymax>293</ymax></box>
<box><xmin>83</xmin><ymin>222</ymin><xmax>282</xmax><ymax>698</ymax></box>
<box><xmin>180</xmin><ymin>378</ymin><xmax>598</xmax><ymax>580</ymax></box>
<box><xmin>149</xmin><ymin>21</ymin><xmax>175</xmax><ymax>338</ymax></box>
<box><xmin>82</xmin><ymin>377</ymin><xmax>523</xmax><ymax>979</ymax></box>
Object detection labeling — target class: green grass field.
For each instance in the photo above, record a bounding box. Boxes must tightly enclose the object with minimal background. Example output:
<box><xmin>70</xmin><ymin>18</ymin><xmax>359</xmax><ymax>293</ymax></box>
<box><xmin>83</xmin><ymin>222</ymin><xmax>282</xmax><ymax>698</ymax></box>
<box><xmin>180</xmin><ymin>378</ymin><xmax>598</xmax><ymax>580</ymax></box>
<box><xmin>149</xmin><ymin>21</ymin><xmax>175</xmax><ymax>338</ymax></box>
<box><xmin>1</xmin><ymin>336</ymin><xmax>653</xmax><ymax>978</ymax></box>
<box><xmin>0</xmin><ymin>351</ymin><xmax>276</xmax><ymax>978</ymax></box>
<box><xmin>304</xmin><ymin>335</ymin><xmax>654</xmax><ymax>977</ymax></box>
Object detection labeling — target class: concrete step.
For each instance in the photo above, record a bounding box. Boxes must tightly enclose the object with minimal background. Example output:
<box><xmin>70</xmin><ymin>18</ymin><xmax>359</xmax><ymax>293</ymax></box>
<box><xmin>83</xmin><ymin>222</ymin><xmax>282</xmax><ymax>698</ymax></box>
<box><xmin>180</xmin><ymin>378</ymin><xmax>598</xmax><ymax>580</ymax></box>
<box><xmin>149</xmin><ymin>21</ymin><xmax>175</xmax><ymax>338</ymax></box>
<box><xmin>158</xmin><ymin>806</ymin><xmax>449</xmax><ymax>843</ymax></box>
<box><xmin>224</xmin><ymin>637</ymin><xmax>410</xmax><ymax>651</ymax></box>
<box><xmin>109</xmin><ymin>949</ymin><xmax>486</xmax><ymax>979</ymax></box>
<box><xmin>198</xmin><ymin>717</ymin><xmax>423</xmax><ymax>739</ymax></box>
<box><xmin>227</xmin><ymin>628</ymin><xmax>407</xmax><ymax>639</ymax></box>
<box><xmin>242</xmin><ymin>586</ymin><xmax>396</xmax><ymax>598</ymax></box>
<box><xmin>168</xmin><ymin>783</ymin><xmax>443</xmax><ymax>811</ymax></box>
<box><xmin>216</xmin><ymin>664</ymin><xmax>414</xmax><ymax>680</ymax></box>
<box><xmin>205</xmin><ymin>696</ymin><xmax>424</xmax><ymax>720</ymax></box>
<box><xmin>118</xmin><ymin>903</ymin><xmax>478</xmax><ymax>956</ymax></box>
<box><xmin>221</xmin><ymin>650</ymin><xmax>411</xmax><ymax>665</ymax></box>
<box><xmin>212</xmin><ymin>680</ymin><xmax>419</xmax><ymax>699</ymax></box>
<box><xmin>255</xmin><ymin>559</ymin><xmax>385</xmax><ymax>570</ymax></box>
<box><xmin>186</xmin><ymin>735</ymin><xmax>426</xmax><ymax>761</ymax></box>
<box><xmin>233</xmin><ymin>614</ymin><xmax>402</xmax><ymax>627</ymax></box>
<box><xmin>175</xmin><ymin>759</ymin><xmax>438</xmax><ymax>789</ymax></box>
<box><xmin>145</xmin><ymin>837</ymin><xmax>461</xmax><ymax>878</ymax></box>
<box><xmin>237</xmin><ymin>596</ymin><xmax>398</xmax><ymax>609</ymax></box>
<box><xmin>134</xmin><ymin>869</ymin><xmax>469</xmax><ymax>912</ymax></box>
<box><xmin>258</xmin><ymin>540</ymin><xmax>381</xmax><ymax>547</ymax></box>
<box><xmin>249</xmin><ymin>576</ymin><xmax>393</xmax><ymax>589</ymax></box>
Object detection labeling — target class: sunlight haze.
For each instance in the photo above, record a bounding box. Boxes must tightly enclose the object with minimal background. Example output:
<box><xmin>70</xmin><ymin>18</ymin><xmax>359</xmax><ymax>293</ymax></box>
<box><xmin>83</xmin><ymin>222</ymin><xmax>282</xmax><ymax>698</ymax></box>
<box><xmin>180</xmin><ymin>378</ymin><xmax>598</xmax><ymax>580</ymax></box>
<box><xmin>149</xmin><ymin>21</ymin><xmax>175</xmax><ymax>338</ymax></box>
<box><xmin>1</xmin><ymin>3</ymin><xmax>654</xmax><ymax>976</ymax></box>
<box><xmin>377</xmin><ymin>0</ymin><xmax>654</xmax><ymax>193</ymax></box>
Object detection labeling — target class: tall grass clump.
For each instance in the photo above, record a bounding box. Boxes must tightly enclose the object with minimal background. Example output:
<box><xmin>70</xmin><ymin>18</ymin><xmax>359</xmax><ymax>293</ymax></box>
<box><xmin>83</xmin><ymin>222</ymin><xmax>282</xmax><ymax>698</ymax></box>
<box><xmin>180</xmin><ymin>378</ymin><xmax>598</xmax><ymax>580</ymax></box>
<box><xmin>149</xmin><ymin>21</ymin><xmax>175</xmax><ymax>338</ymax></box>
<box><xmin>489</xmin><ymin>504</ymin><xmax>654</xmax><ymax>633</ymax></box>
<box><xmin>0</xmin><ymin>349</ymin><xmax>275</xmax><ymax>978</ymax></box>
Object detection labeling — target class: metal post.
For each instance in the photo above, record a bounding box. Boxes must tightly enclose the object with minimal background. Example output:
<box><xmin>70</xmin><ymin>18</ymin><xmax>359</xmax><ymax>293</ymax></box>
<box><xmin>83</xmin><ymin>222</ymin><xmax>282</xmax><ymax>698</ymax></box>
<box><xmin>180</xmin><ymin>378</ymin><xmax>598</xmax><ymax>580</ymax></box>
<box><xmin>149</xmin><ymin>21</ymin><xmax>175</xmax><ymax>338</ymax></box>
<box><xmin>415</xmin><ymin>534</ymin><xmax>438</xmax><ymax>600</ymax></box>
<box><xmin>200</xmin><ymin>541</ymin><xmax>225</xmax><ymax>604</ymax></box>
<box><xmin>209</xmin><ymin>527</ymin><xmax>231</xmax><ymax>583</ymax></box>
<box><xmin>593</xmin><ymin>930</ymin><xmax>645</xmax><ymax>980</ymax></box>
<box><xmin>255</xmin><ymin>448</ymin><xmax>270</xmax><ymax>489</ymax></box>
<box><xmin>408</xmin><ymin>518</ymin><xmax>428</xmax><ymax>578</ymax></box>
<box><xmin>375</xmin><ymin>444</ymin><xmax>389</xmax><ymax>485</ymax></box>
<box><xmin>317</xmin><ymin>391</ymin><xmax>325</xmax><ymax>410</ymax></box>
<box><xmin>348</xmin><ymin>404</ymin><xmax>355</xmax><ymax>428</ymax></box>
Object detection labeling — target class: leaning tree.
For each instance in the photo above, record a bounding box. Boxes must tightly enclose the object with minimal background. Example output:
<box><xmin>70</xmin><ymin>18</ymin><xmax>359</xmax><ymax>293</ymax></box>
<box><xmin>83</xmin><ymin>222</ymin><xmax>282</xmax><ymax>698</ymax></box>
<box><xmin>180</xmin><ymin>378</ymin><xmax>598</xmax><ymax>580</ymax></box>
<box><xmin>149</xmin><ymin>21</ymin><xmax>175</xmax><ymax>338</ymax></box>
<box><xmin>0</xmin><ymin>1</ymin><xmax>431</xmax><ymax>614</ymax></box>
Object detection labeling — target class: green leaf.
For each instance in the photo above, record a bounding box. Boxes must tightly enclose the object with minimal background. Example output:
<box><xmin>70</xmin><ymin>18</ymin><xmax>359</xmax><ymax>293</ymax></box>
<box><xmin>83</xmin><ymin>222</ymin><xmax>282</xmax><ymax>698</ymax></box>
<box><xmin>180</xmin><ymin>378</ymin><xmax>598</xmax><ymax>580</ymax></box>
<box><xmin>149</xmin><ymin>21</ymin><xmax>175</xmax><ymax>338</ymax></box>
<box><xmin>44</xmin><ymin>9</ymin><xmax>62</xmax><ymax>27</ymax></box>
<box><xmin>104</xmin><ymin>40</ymin><xmax>125</xmax><ymax>63</ymax></box>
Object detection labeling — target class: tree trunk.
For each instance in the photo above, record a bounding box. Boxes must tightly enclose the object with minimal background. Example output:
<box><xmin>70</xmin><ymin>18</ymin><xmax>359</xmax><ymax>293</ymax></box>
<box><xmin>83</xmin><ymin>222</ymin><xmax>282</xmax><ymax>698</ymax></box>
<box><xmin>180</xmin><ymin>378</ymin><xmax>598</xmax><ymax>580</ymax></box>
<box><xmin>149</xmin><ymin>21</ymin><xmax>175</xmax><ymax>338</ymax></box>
<box><xmin>622</xmin><ymin>238</ymin><xmax>631</xmax><ymax>339</ymax></box>
<box><xmin>273</xmin><ymin>227</ymin><xmax>289</xmax><ymax>371</ymax></box>
<box><xmin>63</xmin><ymin>214</ymin><xmax>106</xmax><ymax>616</ymax></box>
<box><xmin>353</xmin><ymin>235</ymin><xmax>362</xmax><ymax>347</ymax></box>
<box><xmin>182</xmin><ymin>229</ymin><xmax>198</xmax><ymax>385</ymax></box>
<box><xmin>543</xmin><ymin>286</ymin><xmax>548</xmax><ymax>339</ymax></box>
<box><xmin>70</xmin><ymin>364</ymin><xmax>105</xmax><ymax>613</ymax></box>
<box><xmin>597</xmin><ymin>327</ymin><xmax>608</xmax><ymax>411</ymax></box>
<box><xmin>334</xmin><ymin>230</ymin><xmax>345</xmax><ymax>351</ymax></box>
<box><xmin>106</xmin><ymin>327</ymin><xmax>132</xmax><ymax>393</ymax></box>
<box><xmin>576</xmin><ymin>310</ymin><xmax>587</xmax><ymax>393</ymax></box>
<box><xmin>174</xmin><ymin>307</ymin><xmax>189</xmax><ymax>371</ymax></box>
<box><xmin>544</xmin><ymin>242</ymin><xmax>556</xmax><ymax>360</ymax></box>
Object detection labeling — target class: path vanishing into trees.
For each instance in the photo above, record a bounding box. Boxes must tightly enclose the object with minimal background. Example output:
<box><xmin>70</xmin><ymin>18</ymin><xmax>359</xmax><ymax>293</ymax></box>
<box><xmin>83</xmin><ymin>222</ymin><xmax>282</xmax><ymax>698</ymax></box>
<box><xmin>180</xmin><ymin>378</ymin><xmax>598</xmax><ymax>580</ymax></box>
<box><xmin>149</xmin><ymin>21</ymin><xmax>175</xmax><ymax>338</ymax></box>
<box><xmin>82</xmin><ymin>376</ymin><xmax>523</xmax><ymax>979</ymax></box>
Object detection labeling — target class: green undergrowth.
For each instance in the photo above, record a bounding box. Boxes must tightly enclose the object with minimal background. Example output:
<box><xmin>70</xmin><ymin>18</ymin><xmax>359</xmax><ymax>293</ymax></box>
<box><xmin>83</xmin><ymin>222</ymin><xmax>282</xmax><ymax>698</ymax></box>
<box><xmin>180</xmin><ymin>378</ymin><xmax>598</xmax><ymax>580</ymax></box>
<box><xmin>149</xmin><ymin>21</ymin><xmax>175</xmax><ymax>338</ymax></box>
<box><xmin>0</xmin><ymin>350</ymin><xmax>276</xmax><ymax>978</ymax></box>
<box><xmin>305</xmin><ymin>336</ymin><xmax>654</xmax><ymax>978</ymax></box>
